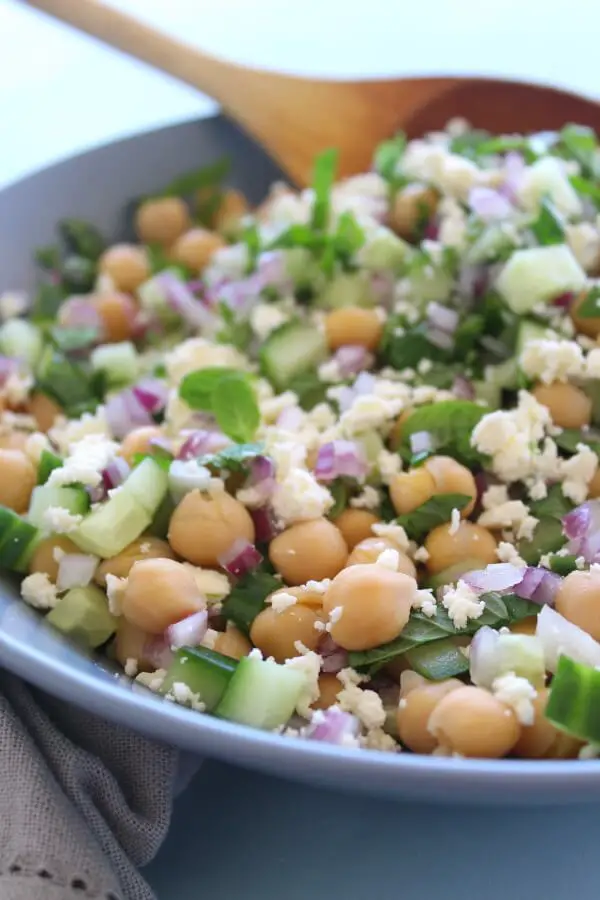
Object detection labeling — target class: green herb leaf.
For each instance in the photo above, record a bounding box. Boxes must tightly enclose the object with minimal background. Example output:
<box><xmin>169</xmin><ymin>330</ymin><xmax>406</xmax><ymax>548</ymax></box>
<box><xmin>60</xmin><ymin>255</ymin><xmax>97</xmax><ymax>292</ymax></box>
<box><xmin>35</xmin><ymin>350</ymin><xmax>103</xmax><ymax>416</ymax></box>
<box><xmin>404</xmin><ymin>639</ymin><xmax>470</xmax><ymax>680</ymax></box>
<box><xmin>395</xmin><ymin>493</ymin><xmax>471</xmax><ymax>541</ymax></box>
<box><xmin>58</xmin><ymin>219</ymin><xmax>105</xmax><ymax>261</ymax></box>
<box><xmin>287</xmin><ymin>370</ymin><xmax>329</xmax><ymax>410</ymax></box>
<box><xmin>131</xmin><ymin>451</ymin><xmax>172</xmax><ymax>471</ymax></box>
<box><xmin>36</xmin><ymin>449</ymin><xmax>63</xmax><ymax>485</ymax></box>
<box><xmin>49</xmin><ymin>326</ymin><xmax>98</xmax><ymax>353</ymax></box>
<box><xmin>30</xmin><ymin>283</ymin><xmax>67</xmax><ymax>323</ymax></box>
<box><xmin>221</xmin><ymin>570</ymin><xmax>281</xmax><ymax>635</ymax></box>
<box><xmin>574</xmin><ymin>286</ymin><xmax>600</xmax><ymax>319</ymax></box>
<box><xmin>530</xmin><ymin>198</ymin><xmax>565</xmax><ymax>246</ymax></box>
<box><xmin>530</xmin><ymin>484</ymin><xmax>574</xmax><ymax>520</ymax></box>
<box><xmin>329</xmin><ymin>480</ymin><xmax>349</xmax><ymax>519</ymax></box>
<box><xmin>399</xmin><ymin>400</ymin><xmax>488</xmax><ymax>467</ymax></box>
<box><xmin>200</xmin><ymin>441</ymin><xmax>265</xmax><ymax>472</ymax></box>
<box><xmin>570</xmin><ymin>174</ymin><xmax>600</xmax><ymax>208</ymax></box>
<box><xmin>241</xmin><ymin>223</ymin><xmax>261</xmax><ymax>272</ymax></box>
<box><xmin>373</xmin><ymin>132</ymin><xmax>407</xmax><ymax>181</ymax></box>
<box><xmin>554</xmin><ymin>427</ymin><xmax>600</xmax><ymax>456</ymax></box>
<box><xmin>179</xmin><ymin>366</ymin><xmax>245</xmax><ymax>411</ymax></box>
<box><xmin>331</xmin><ymin>211</ymin><xmax>365</xmax><ymax>265</ymax></box>
<box><xmin>548</xmin><ymin>553</ymin><xmax>579</xmax><ymax>576</ymax></box>
<box><xmin>34</xmin><ymin>245</ymin><xmax>62</xmax><ymax>271</ymax></box>
<box><xmin>311</xmin><ymin>148</ymin><xmax>338</xmax><ymax>231</ymax></box>
<box><xmin>518</xmin><ymin>516</ymin><xmax>566</xmax><ymax>565</ymax></box>
<box><xmin>213</xmin><ymin>373</ymin><xmax>260</xmax><ymax>444</ymax></box>
<box><xmin>559</xmin><ymin>124</ymin><xmax>600</xmax><ymax>178</ymax></box>
<box><xmin>380</xmin><ymin>319</ymin><xmax>448</xmax><ymax>370</ymax></box>
<box><xmin>216</xmin><ymin>303</ymin><xmax>253</xmax><ymax>352</ymax></box>
<box><xmin>159</xmin><ymin>158</ymin><xmax>231</xmax><ymax>198</ymax></box>
<box><xmin>450</xmin><ymin>130</ymin><xmax>537</xmax><ymax>163</ymax></box>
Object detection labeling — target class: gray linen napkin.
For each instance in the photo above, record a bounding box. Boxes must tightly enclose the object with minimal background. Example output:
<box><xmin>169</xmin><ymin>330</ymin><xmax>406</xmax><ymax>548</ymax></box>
<box><xmin>0</xmin><ymin>672</ymin><xmax>183</xmax><ymax>900</ymax></box>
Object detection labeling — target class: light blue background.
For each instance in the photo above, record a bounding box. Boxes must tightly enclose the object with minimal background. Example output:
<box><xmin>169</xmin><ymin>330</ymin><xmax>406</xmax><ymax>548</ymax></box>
<box><xmin>3</xmin><ymin>3</ymin><xmax>600</xmax><ymax>896</ymax></box>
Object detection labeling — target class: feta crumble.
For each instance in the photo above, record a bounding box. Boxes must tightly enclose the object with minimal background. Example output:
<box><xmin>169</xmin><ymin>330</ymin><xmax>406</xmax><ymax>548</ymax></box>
<box><xmin>492</xmin><ymin>672</ymin><xmax>537</xmax><ymax>726</ymax></box>
<box><xmin>42</xmin><ymin>506</ymin><xmax>83</xmax><ymax>535</ymax></box>
<box><xmin>20</xmin><ymin>572</ymin><xmax>58</xmax><ymax>610</ymax></box>
<box><xmin>441</xmin><ymin>580</ymin><xmax>485</xmax><ymax>629</ymax></box>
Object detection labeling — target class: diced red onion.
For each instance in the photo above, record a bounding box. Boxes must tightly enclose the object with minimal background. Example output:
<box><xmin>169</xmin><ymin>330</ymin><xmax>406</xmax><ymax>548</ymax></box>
<box><xmin>186</xmin><ymin>279</ymin><xmax>204</xmax><ymax>295</ymax></box>
<box><xmin>457</xmin><ymin>264</ymin><xmax>488</xmax><ymax>300</ymax></box>
<box><xmin>250</xmin><ymin>506</ymin><xmax>280</xmax><ymax>543</ymax></box>
<box><xmin>276</xmin><ymin>406</ymin><xmax>304</xmax><ymax>430</ymax></box>
<box><xmin>468</xmin><ymin>187</ymin><xmax>512</xmax><ymax>221</ymax></box>
<box><xmin>514</xmin><ymin>567</ymin><xmax>561</xmax><ymax>606</ymax></box>
<box><xmin>563</xmin><ymin>500</ymin><xmax>600</xmax><ymax>563</ymax></box>
<box><xmin>0</xmin><ymin>356</ymin><xmax>20</xmax><ymax>387</ymax></box>
<box><xmin>149</xmin><ymin>436</ymin><xmax>174</xmax><ymax>457</ymax></box>
<box><xmin>218</xmin><ymin>538</ymin><xmax>263</xmax><ymax>578</ymax></box>
<box><xmin>132</xmin><ymin>378</ymin><xmax>168</xmax><ymax>414</ymax></box>
<box><xmin>105</xmin><ymin>388</ymin><xmax>154</xmax><ymax>439</ymax></box>
<box><xmin>144</xmin><ymin>635</ymin><xmax>174</xmax><ymax>670</ymax></box>
<box><xmin>166</xmin><ymin>610</ymin><xmax>208</xmax><ymax>650</ymax></box>
<box><xmin>177</xmin><ymin>429</ymin><xmax>229</xmax><ymax>461</ymax></box>
<box><xmin>102</xmin><ymin>457</ymin><xmax>130</xmax><ymax>490</ymax></box>
<box><xmin>56</xmin><ymin>553</ymin><xmax>98</xmax><ymax>592</ymax></box>
<box><xmin>306</xmin><ymin>707</ymin><xmax>360</xmax><ymax>744</ymax></box>
<box><xmin>58</xmin><ymin>296</ymin><xmax>103</xmax><ymax>335</ymax></box>
<box><xmin>426</xmin><ymin>327</ymin><xmax>455</xmax><ymax>350</ymax></box>
<box><xmin>469</xmin><ymin>625</ymin><xmax>500</xmax><ymax>688</ymax></box>
<box><xmin>409</xmin><ymin>431</ymin><xmax>433</xmax><ymax>455</ymax></box>
<box><xmin>553</xmin><ymin>291</ymin><xmax>575</xmax><ymax>309</ymax></box>
<box><xmin>319</xmin><ymin>635</ymin><xmax>348</xmax><ymax>674</ymax></box>
<box><xmin>256</xmin><ymin>250</ymin><xmax>293</xmax><ymax>294</ymax></box>
<box><xmin>158</xmin><ymin>272</ymin><xmax>215</xmax><ymax>330</ymax></box>
<box><xmin>427</xmin><ymin>302</ymin><xmax>459</xmax><ymax>335</ymax></box>
<box><xmin>452</xmin><ymin>375</ymin><xmax>475</xmax><ymax>400</ymax></box>
<box><xmin>240</xmin><ymin>455</ymin><xmax>276</xmax><ymax>504</ymax></box>
<box><xmin>536</xmin><ymin>605</ymin><xmax>600</xmax><ymax>673</ymax></box>
<box><xmin>369</xmin><ymin>271</ymin><xmax>395</xmax><ymax>305</ymax></box>
<box><xmin>463</xmin><ymin>563</ymin><xmax>525</xmax><ymax>593</ymax></box>
<box><xmin>334</xmin><ymin>345</ymin><xmax>374</xmax><ymax>378</ymax></box>
<box><xmin>500</xmin><ymin>151</ymin><xmax>526</xmax><ymax>201</ymax></box>
<box><xmin>424</xmin><ymin>219</ymin><xmax>439</xmax><ymax>240</ymax></box>
<box><xmin>314</xmin><ymin>440</ymin><xmax>368</xmax><ymax>482</ymax></box>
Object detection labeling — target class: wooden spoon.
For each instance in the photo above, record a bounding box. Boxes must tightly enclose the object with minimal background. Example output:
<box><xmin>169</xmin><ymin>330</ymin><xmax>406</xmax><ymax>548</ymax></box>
<box><xmin>21</xmin><ymin>0</ymin><xmax>600</xmax><ymax>186</ymax></box>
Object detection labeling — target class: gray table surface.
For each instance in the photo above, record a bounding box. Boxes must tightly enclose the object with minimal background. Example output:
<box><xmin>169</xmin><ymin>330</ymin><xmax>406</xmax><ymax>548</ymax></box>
<box><xmin>4</xmin><ymin>4</ymin><xmax>600</xmax><ymax>898</ymax></box>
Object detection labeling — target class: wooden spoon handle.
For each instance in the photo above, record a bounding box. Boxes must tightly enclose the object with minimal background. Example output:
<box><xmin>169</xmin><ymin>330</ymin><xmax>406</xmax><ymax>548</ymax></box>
<box><xmin>20</xmin><ymin>0</ymin><xmax>234</xmax><ymax>99</ymax></box>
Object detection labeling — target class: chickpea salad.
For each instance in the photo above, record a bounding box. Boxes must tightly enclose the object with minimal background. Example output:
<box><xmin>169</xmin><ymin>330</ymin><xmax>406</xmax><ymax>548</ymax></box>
<box><xmin>5</xmin><ymin>121</ymin><xmax>600</xmax><ymax>760</ymax></box>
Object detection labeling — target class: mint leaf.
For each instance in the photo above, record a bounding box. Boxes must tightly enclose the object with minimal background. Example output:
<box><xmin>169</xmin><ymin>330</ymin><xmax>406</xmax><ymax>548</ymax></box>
<box><xmin>399</xmin><ymin>400</ymin><xmax>488</xmax><ymax>467</ymax></box>
<box><xmin>35</xmin><ymin>245</ymin><xmax>62</xmax><ymax>271</ymax></box>
<box><xmin>404</xmin><ymin>639</ymin><xmax>470</xmax><ymax>680</ymax></box>
<box><xmin>311</xmin><ymin>148</ymin><xmax>338</xmax><ymax>230</ymax></box>
<box><xmin>329</xmin><ymin>480</ymin><xmax>349</xmax><ymax>519</ymax></box>
<box><xmin>380</xmin><ymin>319</ymin><xmax>448</xmax><ymax>369</ymax></box>
<box><xmin>574</xmin><ymin>286</ymin><xmax>600</xmax><ymax>319</ymax></box>
<box><xmin>30</xmin><ymin>283</ymin><xmax>67</xmax><ymax>323</ymax></box>
<box><xmin>559</xmin><ymin>124</ymin><xmax>600</xmax><ymax>178</ymax></box>
<box><xmin>179</xmin><ymin>366</ymin><xmax>245</xmax><ymax>411</ymax></box>
<box><xmin>241</xmin><ymin>223</ymin><xmax>261</xmax><ymax>272</ymax></box>
<box><xmin>530</xmin><ymin>484</ymin><xmax>574</xmax><ymax>520</ymax></box>
<box><xmin>373</xmin><ymin>132</ymin><xmax>407</xmax><ymax>181</ymax></box>
<box><xmin>518</xmin><ymin>516</ymin><xmax>565</xmax><ymax>565</ymax></box>
<box><xmin>216</xmin><ymin>303</ymin><xmax>253</xmax><ymax>352</ymax></box>
<box><xmin>159</xmin><ymin>158</ymin><xmax>230</xmax><ymax>198</ymax></box>
<box><xmin>222</xmin><ymin>570</ymin><xmax>281</xmax><ymax>635</ymax></box>
<box><xmin>395</xmin><ymin>493</ymin><xmax>471</xmax><ymax>541</ymax></box>
<box><xmin>200</xmin><ymin>441</ymin><xmax>264</xmax><ymax>472</ymax></box>
<box><xmin>287</xmin><ymin>370</ymin><xmax>329</xmax><ymax>410</ymax></box>
<box><xmin>49</xmin><ymin>326</ymin><xmax>98</xmax><ymax>353</ymax></box>
<box><xmin>58</xmin><ymin>218</ymin><xmax>105</xmax><ymax>261</ymax></box>
<box><xmin>331</xmin><ymin>211</ymin><xmax>365</xmax><ymax>265</ymax></box>
<box><xmin>548</xmin><ymin>553</ymin><xmax>579</xmax><ymax>576</ymax></box>
<box><xmin>213</xmin><ymin>373</ymin><xmax>260</xmax><ymax>443</ymax></box>
<box><xmin>570</xmin><ymin>174</ymin><xmax>600</xmax><ymax>208</ymax></box>
<box><xmin>530</xmin><ymin>198</ymin><xmax>564</xmax><ymax>246</ymax></box>
<box><xmin>554</xmin><ymin>427</ymin><xmax>600</xmax><ymax>456</ymax></box>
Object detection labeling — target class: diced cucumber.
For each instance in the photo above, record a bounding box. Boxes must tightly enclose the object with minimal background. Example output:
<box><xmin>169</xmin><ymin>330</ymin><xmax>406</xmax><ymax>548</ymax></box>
<box><xmin>428</xmin><ymin>558</ymin><xmax>489</xmax><ymax>590</ymax></box>
<box><xmin>123</xmin><ymin>457</ymin><xmax>169</xmax><ymax>516</ymax></box>
<box><xmin>36</xmin><ymin>449</ymin><xmax>63</xmax><ymax>485</ymax></box>
<box><xmin>515</xmin><ymin>318</ymin><xmax>554</xmax><ymax>359</ymax></box>
<box><xmin>545</xmin><ymin>655</ymin><xmax>600</xmax><ymax>744</ymax></box>
<box><xmin>28</xmin><ymin>484</ymin><xmax>90</xmax><ymax>530</ymax></box>
<box><xmin>0</xmin><ymin>318</ymin><xmax>43</xmax><ymax>367</ymax></box>
<box><xmin>472</xmin><ymin>379</ymin><xmax>501</xmax><ymax>409</ymax></box>
<box><xmin>496</xmin><ymin>245</ymin><xmax>586</xmax><ymax>314</ymax></box>
<box><xmin>358</xmin><ymin>227</ymin><xmax>411</xmax><ymax>272</ymax></box>
<box><xmin>46</xmin><ymin>584</ymin><xmax>117</xmax><ymax>649</ymax></box>
<box><xmin>71</xmin><ymin>492</ymin><xmax>151</xmax><ymax>558</ymax></box>
<box><xmin>319</xmin><ymin>271</ymin><xmax>375</xmax><ymax>309</ymax></box>
<box><xmin>517</xmin><ymin>157</ymin><xmax>582</xmax><ymax>219</ymax></box>
<box><xmin>587</xmin><ymin>382</ymin><xmax>600</xmax><ymax>426</ymax></box>
<box><xmin>465</xmin><ymin>223</ymin><xmax>518</xmax><ymax>265</ymax></box>
<box><xmin>404</xmin><ymin>637</ymin><xmax>469</xmax><ymax>681</ymax></box>
<box><xmin>260</xmin><ymin>320</ymin><xmax>327</xmax><ymax>392</ymax></box>
<box><xmin>408</xmin><ymin>265</ymin><xmax>454</xmax><ymax>306</ymax></box>
<box><xmin>284</xmin><ymin>248</ymin><xmax>325</xmax><ymax>293</ymax></box>
<box><xmin>215</xmin><ymin>655</ymin><xmax>305</xmax><ymax>730</ymax></box>
<box><xmin>472</xmin><ymin>632</ymin><xmax>546</xmax><ymax>690</ymax></box>
<box><xmin>0</xmin><ymin>506</ymin><xmax>39</xmax><ymax>570</ymax></box>
<box><xmin>488</xmin><ymin>357</ymin><xmax>519</xmax><ymax>390</ymax></box>
<box><xmin>518</xmin><ymin>516</ymin><xmax>565</xmax><ymax>565</ymax></box>
<box><xmin>147</xmin><ymin>492</ymin><xmax>175</xmax><ymax>539</ymax></box>
<box><xmin>160</xmin><ymin>646</ymin><xmax>237</xmax><ymax>712</ymax></box>
<box><xmin>90</xmin><ymin>342</ymin><xmax>139</xmax><ymax>387</ymax></box>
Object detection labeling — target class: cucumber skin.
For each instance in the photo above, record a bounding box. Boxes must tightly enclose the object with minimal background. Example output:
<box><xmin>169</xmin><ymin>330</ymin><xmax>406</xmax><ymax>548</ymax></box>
<box><xmin>160</xmin><ymin>647</ymin><xmax>237</xmax><ymax>712</ymax></box>
<box><xmin>259</xmin><ymin>320</ymin><xmax>327</xmax><ymax>392</ymax></box>
<box><xmin>215</xmin><ymin>656</ymin><xmax>305</xmax><ymax>730</ymax></box>
<box><xmin>28</xmin><ymin>484</ymin><xmax>90</xmax><ymax>531</ymax></box>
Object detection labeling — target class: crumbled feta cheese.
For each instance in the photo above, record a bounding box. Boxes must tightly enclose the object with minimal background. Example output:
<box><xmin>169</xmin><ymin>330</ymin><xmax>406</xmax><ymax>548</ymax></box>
<box><xmin>3</xmin><ymin>372</ymin><xmax>33</xmax><ymax>406</ymax></box>
<box><xmin>250</xmin><ymin>303</ymin><xmax>288</xmax><ymax>339</ymax></box>
<box><xmin>492</xmin><ymin>672</ymin><xmax>537</xmax><ymax>725</ymax></box>
<box><xmin>326</xmin><ymin>606</ymin><xmax>343</xmax><ymax>632</ymax></box>
<box><xmin>361</xmin><ymin>728</ymin><xmax>398</xmax><ymax>752</ymax></box>
<box><xmin>496</xmin><ymin>541</ymin><xmax>527</xmax><ymax>567</ymax></box>
<box><xmin>105</xmin><ymin>574</ymin><xmax>127</xmax><ymax>616</ymax></box>
<box><xmin>48</xmin><ymin>434</ymin><xmax>120</xmax><ymax>489</ymax></box>
<box><xmin>318</xmin><ymin>358</ymin><xmax>343</xmax><ymax>383</ymax></box>
<box><xmin>376</xmin><ymin>448</ymin><xmax>402</xmax><ymax>483</ymax></box>
<box><xmin>124</xmin><ymin>658</ymin><xmax>139</xmax><ymax>677</ymax></box>
<box><xmin>0</xmin><ymin>290</ymin><xmax>28</xmax><ymax>320</ymax></box>
<box><xmin>371</xmin><ymin>522</ymin><xmax>410</xmax><ymax>553</ymax></box>
<box><xmin>438</xmin><ymin>197</ymin><xmax>468</xmax><ymax>248</ymax></box>
<box><xmin>49</xmin><ymin>406</ymin><xmax>111</xmax><ymax>453</ymax></box>
<box><xmin>303</xmin><ymin>578</ymin><xmax>331</xmax><ymax>595</ymax></box>
<box><xmin>481</xmin><ymin>484</ymin><xmax>510</xmax><ymax>509</ymax></box>
<box><xmin>269</xmin><ymin>591</ymin><xmax>298</xmax><ymax>613</ymax></box>
<box><xmin>337</xmin><ymin>678</ymin><xmax>386</xmax><ymax>730</ymax></box>
<box><xmin>166</xmin><ymin>681</ymin><xmax>206</xmax><ymax>712</ymax></box>
<box><xmin>201</xmin><ymin>628</ymin><xmax>219</xmax><ymax>650</ymax></box>
<box><xmin>23</xmin><ymin>431</ymin><xmax>51</xmax><ymax>465</ymax></box>
<box><xmin>586</xmin><ymin>347</ymin><xmax>600</xmax><ymax>379</ymax></box>
<box><xmin>135</xmin><ymin>669</ymin><xmax>167</xmax><ymax>693</ymax></box>
<box><xmin>375</xmin><ymin>548</ymin><xmax>400</xmax><ymax>571</ymax></box>
<box><xmin>449</xmin><ymin>507</ymin><xmax>461</xmax><ymax>537</ymax></box>
<box><xmin>478</xmin><ymin>500</ymin><xmax>538</xmax><ymax>541</ymax></box>
<box><xmin>412</xmin><ymin>588</ymin><xmax>437</xmax><ymax>617</ymax></box>
<box><xmin>519</xmin><ymin>338</ymin><xmax>585</xmax><ymax>384</ymax></box>
<box><xmin>284</xmin><ymin>651</ymin><xmax>322</xmax><ymax>717</ymax></box>
<box><xmin>42</xmin><ymin>506</ymin><xmax>83</xmax><ymax>534</ymax></box>
<box><xmin>442</xmin><ymin>579</ymin><xmax>485</xmax><ymax>629</ymax></box>
<box><xmin>272</xmin><ymin>467</ymin><xmax>333</xmax><ymax>525</ymax></box>
<box><xmin>413</xmin><ymin>545</ymin><xmax>430</xmax><ymax>563</ymax></box>
<box><xmin>566</xmin><ymin>223</ymin><xmax>600</xmax><ymax>272</ymax></box>
<box><xmin>20</xmin><ymin>572</ymin><xmax>58</xmax><ymax>610</ymax></box>
<box><xmin>561</xmin><ymin>444</ymin><xmax>597</xmax><ymax>503</ymax></box>
<box><xmin>350</xmin><ymin>485</ymin><xmax>381</xmax><ymax>510</ymax></box>
<box><xmin>165</xmin><ymin>337</ymin><xmax>246</xmax><ymax>387</ymax></box>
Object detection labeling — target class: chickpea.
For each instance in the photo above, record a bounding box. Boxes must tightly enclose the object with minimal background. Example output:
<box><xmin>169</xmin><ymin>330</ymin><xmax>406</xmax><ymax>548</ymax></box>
<box><xmin>389</xmin><ymin>467</ymin><xmax>436</xmax><ymax>515</ymax></box>
<box><xmin>346</xmin><ymin>537</ymin><xmax>416</xmax><ymax>577</ymax></box>
<box><xmin>0</xmin><ymin>449</ymin><xmax>36</xmax><ymax>513</ymax></box>
<box><xmin>512</xmin><ymin>688</ymin><xmax>561</xmax><ymax>759</ymax></box>
<box><xmin>135</xmin><ymin>196</ymin><xmax>190</xmax><ymax>246</ymax></box>
<box><xmin>333</xmin><ymin>508</ymin><xmax>379</xmax><ymax>550</ymax></box>
<box><xmin>312</xmin><ymin>673</ymin><xmax>342</xmax><ymax>710</ymax></box>
<box><xmin>509</xmin><ymin>615</ymin><xmax>538</xmax><ymax>637</ymax></box>
<box><xmin>424</xmin><ymin>455</ymin><xmax>477</xmax><ymax>517</ymax></box>
<box><xmin>250</xmin><ymin>604</ymin><xmax>323</xmax><ymax>662</ymax></box>
<box><xmin>168</xmin><ymin>489</ymin><xmax>255</xmax><ymax>567</ymax></box>
<box><xmin>269</xmin><ymin>518</ymin><xmax>348</xmax><ymax>585</ymax></box>
<box><xmin>532</xmin><ymin>381</ymin><xmax>592</xmax><ymax>429</ymax></box>
<box><xmin>94</xmin><ymin>292</ymin><xmax>138</xmax><ymax>343</ymax></box>
<box><xmin>0</xmin><ymin>430</ymin><xmax>28</xmax><ymax>451</ymax></box>
<box><xmin>388</xmin><ymin>408</ymin><xmax>413</xmax><ymax>451</ymax></box>
<box><xmin>29</xmin><ymin>535</ymin><xmax>80</xmax><ymax>582</ymax></box>
<box><xmin>555</xmin><ymin>569</ymin><xmax>600</xmax><ymax>641</ymax></box>
<box><xmin>99</xmin><ymin>244</ymin><xmax>149</xmax><ymax>294</ymax></box>
<box><xmin>396</xmin><ymin>679</ymin><xmax>463</xmax><ymax>754</ymax></box>
<box><xmin>213</xmin><ymin>624</ymin><xmax>251</xmax><ymax>660</ymax></box>
<box><xmin>425</xmin><ymin>521</ymin><xmax>497</xmax><ymax>574</ymax></box>
<box><xmin>28</xmin><ymin>392</ymin><xmax>62</xmax><ymax>432</ymax></box>
<box><xmin>213</xmin><ymin>189</ymin><xmax>249</xmax><ymax>234</ymax></box>
<box><xmin>118</xmin><ymin>426</ymin><xmax>164</xmax><ymax>465</ymax></box>
<box><xmin>588</xmin><ymin>467</ymin><xmax>600</xmax><ymax>499</ymax></box>
<box><xmin>95</xmin><ymin>536</ymin><xmax>174</xmax><ymax>586</ymax></box>
<box><xmin>171</xmin><ymin>228</ymin><xmax>226</xmax><ymax>272</ymax></box>
<box><xmin>570</xmin><ymin>289</ymin><xmax>600</xmax><ymax>338</ymax></box>
<box><xmin>428</xmin><ymin>686</ymin><xmax>520</xmax><ymax>758</ymax></box>
<box><xmin>322</xmin><ymin>564</ymin><xmax>417</xmax><ymax>651</ymax></box>
<box><xmin>267</xmin><ymin>586</ymin><xmax>324</xmax><ymax>611</ymax></box>
<box><xmin>389</xmin><ymin>184</ymin><xmax>439</xmax><ymax>240</ymax></box>
<box><xmin>121</xmin><ymin>558</ymin><xmax>205</xmax><ymax>633</ymax></box>
<box><xmin>114</xmin><ymin>618</ymin><xmax>155</xmax><ymax>672</ymax></box>
<box><xmin>324</xmin><ymin>307</ymin><xmax>383</xmax><ymax>352</ymax></box>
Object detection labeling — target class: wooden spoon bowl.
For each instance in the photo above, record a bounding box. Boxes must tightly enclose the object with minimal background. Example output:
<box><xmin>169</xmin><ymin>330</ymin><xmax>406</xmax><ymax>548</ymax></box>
<box><xmin>20</xmin><ymin>0</ymin><xmax>600</xmax><ymax>185</ymax></box>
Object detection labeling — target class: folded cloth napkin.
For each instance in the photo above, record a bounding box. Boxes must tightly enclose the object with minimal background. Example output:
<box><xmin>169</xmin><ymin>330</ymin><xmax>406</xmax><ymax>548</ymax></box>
<box><xmin>0</xmin><ymin>672</ymin><xmax>185</xmax><ymax>900</ymax></box>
